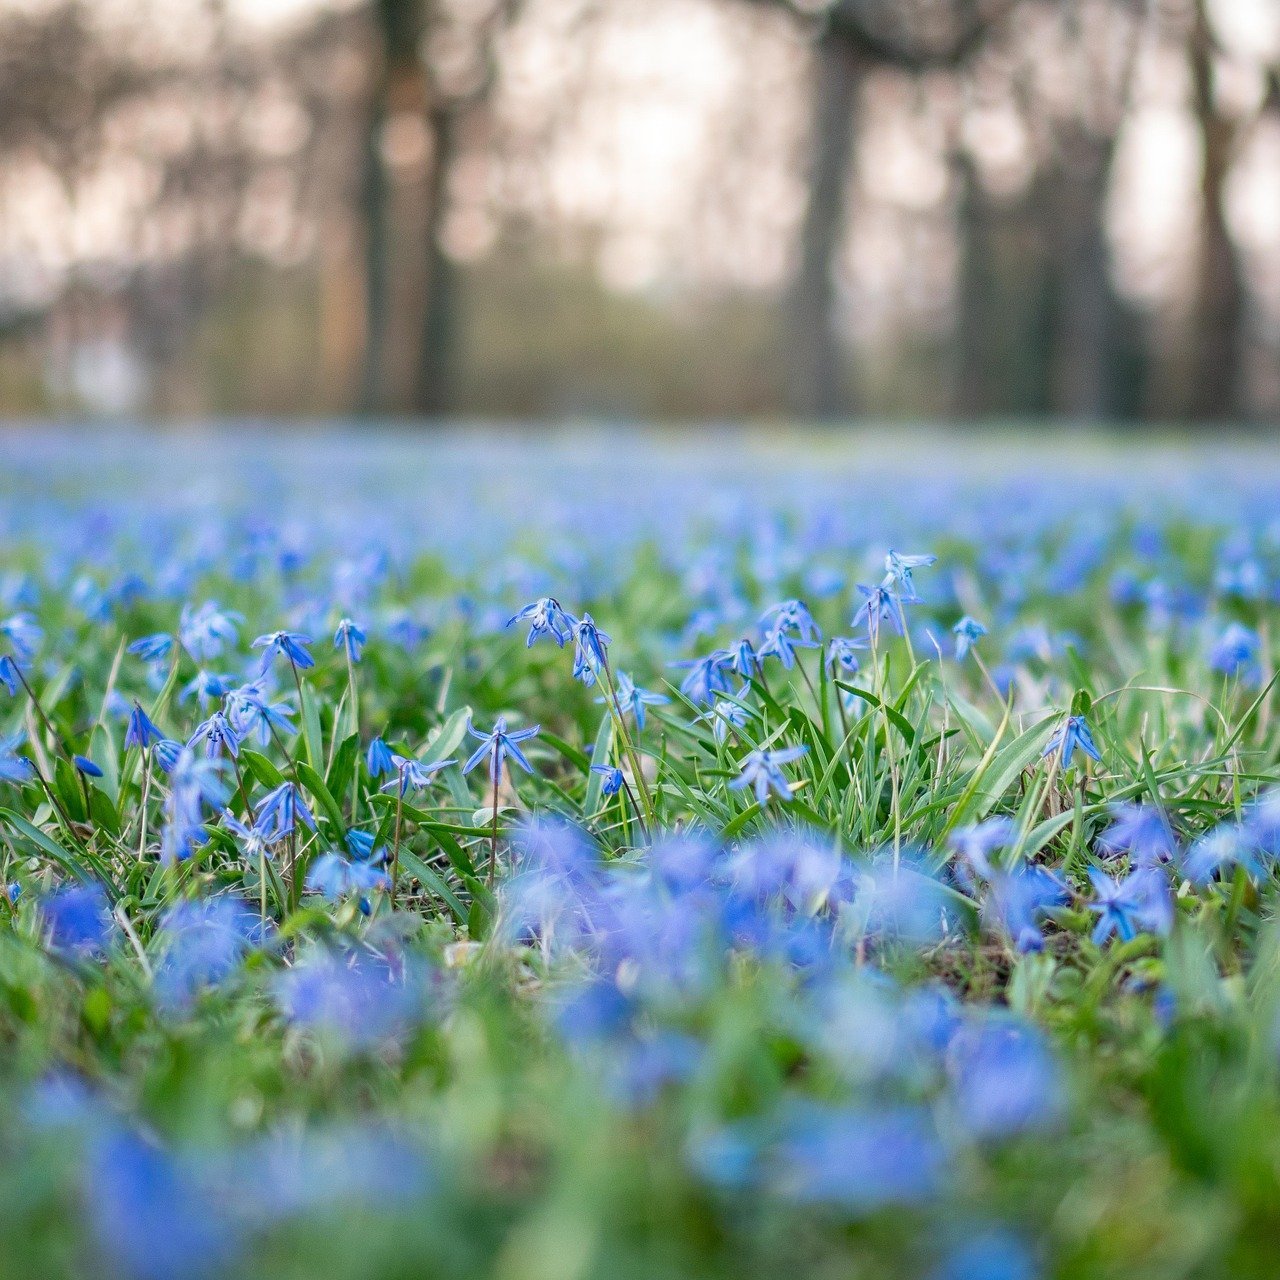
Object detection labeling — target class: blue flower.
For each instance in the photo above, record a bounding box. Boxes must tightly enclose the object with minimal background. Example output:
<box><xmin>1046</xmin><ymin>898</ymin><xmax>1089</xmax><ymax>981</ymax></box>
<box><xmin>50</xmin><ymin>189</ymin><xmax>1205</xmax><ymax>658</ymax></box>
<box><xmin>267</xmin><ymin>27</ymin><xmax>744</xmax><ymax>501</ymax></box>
<box><xmin>125</xmin><ymin>702</ymin><xmax>164</xmax><ymax>751</ymax></box>
<box><xmin>758</xmin><ymin>625</ymin><xmax>817</xmax><ymax>670</ymax></box>
<box><xmin>255</xmin><ymin>781</ymin><xmax>317</xmax><ymax>841</ymax></box>
<box><xmin>770</xmin><ymin>1104</ymin><xmax>942</xmax><ymax>1212</ymax></box>
<box><xmin>127</xmin><ymin>633</ymin><xmax>174</xmax><ymax>664</ymax></box>
<box><xmin>704</xmin><ymin>698</ymin><xmax>750</xmax><ymax>744</ymax></box>
<box><xmin>1209</xmin><ymin>622</ymin><xmax>1261</xmax><ymax>680</ymax></box>
<box><xmin>948</xmin><ymin>1018</ymin><xmax>1062</xmax><ymax>1138</ymax></box>
<box><xmin>181</xmin><ymin>670</ymin><xmax>235</xmax><ymax>708</ymax></box>
<box><xmin>0</xmin><ymin>732</ymin><xmax>34</xmax><ymax>785</ymax></box>
<box><xmin>154</xmin><ymin>896</ymin><xmax>266</xmax><ymax>1008</ymax></box>
<box><xmin>463</xmin><ymin>716</ymin><xmax>540</xmax><ymax>785</ymax></box>
<box><xmin>0</xmin><ymin>654</ymin><xmax>20</xmax><ymax>695</ymax></box>
<box><xmin>179</xmin><ymin>601</ymin><xmax>241</xmax><ymax>661</ymax></box>
<box><xmin>1086</xmin><ymin>867</ymin><xmax>1172</xmax><ymax>944</ymax></box>
<box><xmin>306</xmin><ymin>852</ymin><xmax>391</xmax><ymax>904</ymax></box>
<box><xmin>599</xmin><ymin>671</ymin><xmax>669</xmax><ymax>731</ymax></box>
<box><xmin>952</xmin><ymin>616</ymin><xmax>987</xmax><ymax>661</ymax></box>
<box><xmin>852</xmin><ymin>584</ymin><xmax>904</xmax><ymax>640</ymax></box>
<box><xmin>40</xmin><ymin>884</ymin><xmax>114</xmax><ymax>956</ymax></box>
<box><xmin>383</xmin><ymin>753</ymin><xmax>456</xmax><ymax>796</ymax></box>
<box><xmin>570</xmin><ymin>613</ymin><xmax>611</xmax><ymax>687</ymax></box>
<box><xmin>882</xmin><ymin>550</ymin><xmax>936</xmax><ymax>597</ymax></box>
<box><xmin>73</xmin><ymin>754</ymin><xmax>103</xmax><ymax>778</ymax></box>
<box><xmin>949</xmin><ymin>816</ymin><xmax>1016</xmax><ymax>883</ymax></box>
<box><xmin>0</xmin><ymin>611</ymin><xmax>43</xmax><ymax>661</ymax></box>
<box><xmin>189</xmin><ymin>711</ymin><xmax>241</xmax><ymax>759</ymax></box>
<box><xmin>225</xmin><ymin>681</ymin><xmax>295</xmax><ymax>747</ymax></box>
<box><xmin>591</xmin><ymin>764</ymin><xmax>626</xmax><ymax>797</ymax></box>
<box><xmin>671</xmin><ymin>649</ymin><xmax>735</xmax><ymax>705</ymax></box>
<box><xmin>760</xmin><ymin>599</ymin><xmax>822</xmax><ymax>645</ymax></box>
<box><xmin>729</xmin><ymin>746</ymin><xmax>808</xmax><ymax>806</ymax></box>
<box><xmin>253</xmin><ymin>630</ymin><xmax>315</xmax><ymax>674</ymax></box>
<box><xmin>508</xmin><ymin>597</ymin><xmax>577</xmax><ymax>648</ymax></box>
<box><xmin>825</xmin><ymin>637</ymin><xmax>866</xmax><ymax>676</ymax></box>
<box><xmin>366</xmin><ymin>736</ymin><xmax>394</xmax><ymax>779</ymax></box>
<box><xmin>1097</xmin><ymin>803</ymin><xmax>1177</xmax><ymax>866</ymax></box>
<box><xmin>1043</xmin><ymin>714</ymin><xmax>1102</xmax><ymax>769</ymax></box>
<box><xmin>333</xmin><ymin>617</ymin><xmax>366</xmax><ymax>663</ymax></box>
<box><xmin>728</xmin><ymin>638</ymin><xmax>761</xmax><ymax>679</ymax></box>
<box><xmin>1181</xmin><ymin>822</ymin><xmax>1267</xmax><ymax>885</ymax></box>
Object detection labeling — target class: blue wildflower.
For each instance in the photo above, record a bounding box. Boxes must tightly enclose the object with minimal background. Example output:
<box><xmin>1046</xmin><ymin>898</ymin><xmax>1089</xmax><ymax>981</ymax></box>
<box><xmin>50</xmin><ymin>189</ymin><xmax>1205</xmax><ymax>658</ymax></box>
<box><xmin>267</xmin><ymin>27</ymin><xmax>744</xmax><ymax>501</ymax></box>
<box><xmin>1097</xmin><ymin>802</ymin><xmax>1177</xmax><ymax>866</ymax></box>
<box><xmin>1087</xmin><ymin>867</ymin><xmax>1172</xmax><ymax>944</ymax></box>
<box><xmin>366</xmin><ymin>736</ymin><xmax>394</xmax><ymax>779</ymax></box>
<box><xmin>383</xmin><ymin>753</ymin><xmax>456</xmax><ymax>796</ymax></box>
<box><xmin>189</xmin><ymin>711</ymin><xmax>241</xmax><ymax>760</ymax></box>
<box><xmin>952</xmin><ymin>616</ymin><xmax>987</xmax><ymax>661</ymax></box>
<box><xmin>1209</xmin><ymin>622</ymin><xmax>1261</xmax><ymax>680</ymax></box>
<box><xmin>570</xmin><ymin>613</ymin><xmax>611</xmax><ymax>687</ymax></box>
<box><xmin>758</xmin><ymin>625</ymin><xmax>817</xmax><ymax>670</ymax></box>
<box><xmin>591</xmin><ymin>764</ymin><xmax>626</xmax><ymax>797</ymax></box>
<box><xmin>333</xmin><ymin>617</ymin><xmax>366</xmax><ymax>663</ymax></box>
<box><xmin>255</xmin><ymin>781</ymin><xmax>317</xmax><ymax>841</ymax></box>
<box><xmin>1043</xmin><ymin>714</ymin><xmax>1102</xmax><ymax>769</ymax></box>
<box><xmin>179</xmin><ymin>601</ymin><xmax>241</xmax><ymax>661</ymax></box>
<box><xmin>508</xmin><ymin>597</ymin><xmax>577</xmax><ymax>648</ymax></box>
<box><xmin>253</xmin><ymin>630</ymin><xmax>315</xmax><ymax>674</ymax></box>
<box><xmin>127</xmin><ymin>633</ymin><xmax>174</xmax><ymax>663</ymax></box>
<box><xmin>40</xmin><ymin>884</ymin><xmax>114</xmax><ymax>956</ymax></box>
<box><xmin>760</xmin><ymin>599</ymin><xmax>822</xmax><ymax>645</ymax></box>
<box><xmin>125</xmin><ymin>702</ymin><xmax>164</xmax><ymax>751</ymax></box>
<box><xmin>73</xmin><ymin>754</ymin><xmax>103</xmax><ymax>778</ymax></box>
<box><xmin>599</xmin><ymin>670</ymin><xmax>669</xmax><ymax>731</ymax></box>
<box><xmin>852</xmin><ymin>583</ymin><xmax>904</xmax><ymax>640</ymax></box>
<box><xmin>883</xmin><ymin>550</ymin><xmax>936</xmax><ymax>597</ymax></box>
<box><xmin>0</xmin><ymin>654</ymin><xmax>19</xmax><ymax>695</ymax></box>
<box><xmin>729</xmin><ymin>746</ymin><xmax>808</xmax><ymax>806</ymax></box>
<box><xmin>0</xmin><ymin>611</ymin><xmax>43</xmax><ymax>661</ymax></box>
<box><xmin>306</xmin><ymin>852</ymin><xmax>391</xmax><ymax>904</ymax></box>
<box><xmin>0</xmin><ymin>733</ymin><xmax>34</xmax><ymax>785</ymax></box>
<box><xmin>671</xmin><ymin>649</ymin><xmax>734</xmax><ymax>705</ymax></box>
<box><xmin>463</xmin><ymin>716</ymin><xmax>540</xmax><ymax>785</ymax></box>
<box><xmin>825</xmin><ymin>636</ymin><xmax>866</xmax><ymax>676</ymax></box>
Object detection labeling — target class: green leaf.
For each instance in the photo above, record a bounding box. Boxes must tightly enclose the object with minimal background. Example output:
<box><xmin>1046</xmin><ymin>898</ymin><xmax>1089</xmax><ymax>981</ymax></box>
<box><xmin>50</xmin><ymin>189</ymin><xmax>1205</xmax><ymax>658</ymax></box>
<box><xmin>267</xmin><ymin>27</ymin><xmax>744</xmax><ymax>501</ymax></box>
<box><xmin>241</xmin><ymin>750</ymin><xmax>287</xmax><ymax>791</ymax></box>
<box><xmin>584</xmin><ymin>711</ymin><xmax>615</xmax><ymax>814</ymax></box>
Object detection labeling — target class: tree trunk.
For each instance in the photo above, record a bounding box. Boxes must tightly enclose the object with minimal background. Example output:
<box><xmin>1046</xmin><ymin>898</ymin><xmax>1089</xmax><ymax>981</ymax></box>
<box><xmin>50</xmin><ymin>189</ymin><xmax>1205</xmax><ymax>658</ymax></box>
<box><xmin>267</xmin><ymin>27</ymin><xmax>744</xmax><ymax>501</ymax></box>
<box><xmin>787</xmin><ymin>34</ymin><xmax>863</xmax><ymax>419</ymax></box>
<box><xmin>1186</xmin><ymin>0</ymin><xmax>1246</xmax><ymax>421</ymax></box>
<box><xmin>1049</xmin><ymin>131</ymin><xmax>1116</xmax><ymax>419</ymax></box>
<box><xmin>414</xmin><ymin>104</ymin><xmax>460</xmax><ymax>417</ymax></box>
<box><xmin>356</xmin><ymin>66</ymin><xmax>391</xmax><ymax>415</ymax></box>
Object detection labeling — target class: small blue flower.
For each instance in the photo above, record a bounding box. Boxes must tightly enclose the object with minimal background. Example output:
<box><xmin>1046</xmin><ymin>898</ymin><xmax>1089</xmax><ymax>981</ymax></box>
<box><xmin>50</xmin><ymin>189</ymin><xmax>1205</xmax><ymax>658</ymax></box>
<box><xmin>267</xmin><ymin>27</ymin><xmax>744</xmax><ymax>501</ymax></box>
<box><xmin>1043</xmin><ymin>714</ymin><xmax>1102</xmax><ymax>770</ymax></box>
<box><xmin>366</xmin><ymin>736</ymin><xmax>395</xmax><ymax>779</ymax></box>
<box><xmin>181</xmin><ymin>670</ymin><xmax>235</xmax><ymax>708</ymax></box>
<box><xmin>190</xmin><ymin>712</ymin><xmax>241</xmax><ymax>760</ymax></box>
<box><xmin>0</xmin><ymin>654</ymin><xmax>19</xmax><ymax>696</ymax></box>
<box><xmin>852</xmin><ymin>584</ymin><xmax>904</xmax><ymax>640</ymax></box>
<box><xmin>1209</xmin><ymin>622</ymin><xmax>1261</xmax><ymax>680</ymax></box>
<box><xmin>508</xmin><ymin>597</ymin><xmax>577</xmax><ymax>648</ymax></box>
<box><xmin>758</xmin><ymin>626</ymin><xmax>817</xmax><ymax>671</ymax></box>
<box><xmin>0</xmin><ymin>733</ymin><xmax>34</xmax><ymax>785</ymax></box>
<box><xmin>333</xmin><ymin>618</ymin><xmax>367</xmax><ymax>663</ymax></box>
<box><xmin>383</xmin><ymin>753</ymin><xmax>456</xmax><ymax>796</ymax></box>
<box><xmin>0</xmin><ymin>612</ymin><xmax>43</xmax><ymax>662</ymax></box>
<box><xmin>125</xmin><ymin>702</ymin><xmax>164</xmax><ymax>751</ymax></box>
<box><xmin>1087</xmin><ymin>867</ymin><xmax>1172</xmax><ymax>944</ymax></box>
<box><xmin>73</xmin><ymin>755</ymin><xmax>103</xmax><ymax>778</ymax></box>
<box><xmin>882</xmin><ymin>550</ymin><xmax>936</xmax><ymax>598</ymax></box>
<box><xmin>591</xmin><ymin>764</ymin><xmax>626</xmax><ymax>797</ymax></box>
<box><xmin>463</xmin><ymin>716</ymin><xmax>540</xmax><ymax>785</ymax></box>
<box><xmin>255</xmin><ymin>781</ymin><xmax>317</xmax><ymax>841</ymax></box>
<box><xmin>253</xmin><ymin>630</ymin><xmax>315</xmax><ymax>674</ymax></box>
<box><xmin>729</xmin><ymin>746</ymin><xmax>808</xmax><ymax>806</ymax></box>
<box><xmin>306</xmin><ymin>852</ymin><xmax>391</xmax><ymax>903</ymax></box>
<box><xmin>599</xmin><ymin>671</ymin><xmax>669</xmax><ymax>731</ymax></box>
<box><xmin>40</xmin><ymin>884</ymin><xmax>114</xmax><ymax>956</ymax></box>
<box><xmin>949</xmin><ymin>816</ymin><xmax>1016</xmax><ymax>883</ymax></box>
<box><xmin>728</xmin><ymin>638</ymin><xmax>761</xmax><ymax>679</ymax></box>
<box><xmin>127</xmin><ymin>633</ymin><xmax>174</xmax><ymax>664</ymax></box>
<box><xmin>760</xmin><ymin>599</ymin><xmax>822</xmax><ymax>645</ymax></box>
<box><xmin>825</xmin><ymin>637</ymin><xmax>866</xmax><ymax>676</ymax></box>
<box><xmin>570</xmin><ymin>614</ymin><xmax>611</xmax><ymax>687</ymax></box>
<box><xmin>179</xmin><ymin>601</ymin><xmax>242</xmax><ymax>661</ymax></box>
<box><xmin>1097</xmin><ymin>803</ymin><xmax>1177</xmax><ymax>866</ymax></box>
<box><xmin>952</xmin><ymin>616</ymin><xmax>987</xmax><ymax>661</ymax></box>
<box><xmin>671</xmin><ymin>649</ymin><xmax>735</xmax><ymax>706</ymax></box>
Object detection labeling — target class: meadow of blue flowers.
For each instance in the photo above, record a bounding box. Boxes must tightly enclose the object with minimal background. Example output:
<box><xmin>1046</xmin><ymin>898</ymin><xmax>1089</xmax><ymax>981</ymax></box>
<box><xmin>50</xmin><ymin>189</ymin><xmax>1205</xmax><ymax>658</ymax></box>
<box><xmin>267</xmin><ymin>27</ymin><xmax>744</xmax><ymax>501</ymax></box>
<box><xmin>3</xmin><ymin>426</ymin><xmax>1280</xmax><ymax>1279</ymax></box>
